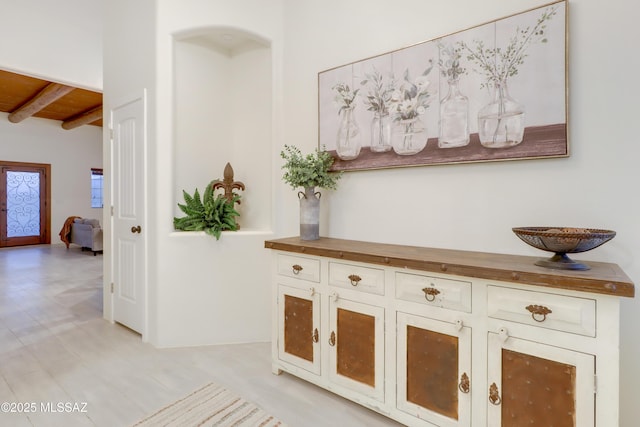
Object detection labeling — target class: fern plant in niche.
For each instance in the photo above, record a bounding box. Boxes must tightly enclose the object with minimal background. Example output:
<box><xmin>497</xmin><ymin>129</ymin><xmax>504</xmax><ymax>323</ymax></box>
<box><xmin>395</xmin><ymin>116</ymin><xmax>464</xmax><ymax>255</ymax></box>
<box><xmin>173</xmin><ymin>182</ymin><xmax>240</xmax><ymax>240</ymax></box>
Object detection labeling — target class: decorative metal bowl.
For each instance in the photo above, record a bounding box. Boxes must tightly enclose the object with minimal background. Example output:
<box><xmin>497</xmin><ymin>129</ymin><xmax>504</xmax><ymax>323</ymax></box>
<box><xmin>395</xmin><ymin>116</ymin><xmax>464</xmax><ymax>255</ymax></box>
<box><xmin>512</xmin><ymin>227</ymin><xmax>616</xmax><ymax>271</ymax></box>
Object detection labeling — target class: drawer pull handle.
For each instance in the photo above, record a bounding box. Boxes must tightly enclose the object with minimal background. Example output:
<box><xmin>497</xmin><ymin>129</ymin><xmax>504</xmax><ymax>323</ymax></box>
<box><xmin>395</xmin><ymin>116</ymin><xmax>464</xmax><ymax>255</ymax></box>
<box><xmin>292</xmin><ymin>264</ymin><xmax>303</xmax><ymax>275</ymax></box>
<box><xmin>348</xmin><ymin>274</ymin><xmax>362</xmax><ymax>286</ymax></box>
<box><xmin>312</xmin><ymin>328</ymin><xmax>319</xmax><ymax>343</ymax></box>
<box><xmin>526</xmin><ymin>304</ymin><xmax>552</xmax><ymax>322</ymax></box>
<box><xmin>329</xmin><ymin>331</ymin><xmax>336</xmax><ymax>346</ymax></box>
<box><xmin>459</xmin><ymin>372</ymin><xmax>470</xmax><ymax>394</ymax></box>
<box><xmin>489</xmin><ymin>382</ymin><xmax>502</xmax><ymax>405</ymax></box>
<box><xmin>422</xmin><ymin>287</ymin><xmax>441</xmax><ymax>302</ymax></box>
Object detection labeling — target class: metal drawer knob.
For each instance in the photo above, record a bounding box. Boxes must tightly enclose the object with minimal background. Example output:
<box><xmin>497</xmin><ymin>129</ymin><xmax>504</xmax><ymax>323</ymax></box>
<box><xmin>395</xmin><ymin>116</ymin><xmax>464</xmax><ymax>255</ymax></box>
<box><xmin>348</xmin><ymin>274</ymin><xmax>362</xmax><ymax>286</ymax></box>
<box><xmin>292</xmin><ymin>264</ymin><xmax>303</xmax><ymax>275</ymax></box>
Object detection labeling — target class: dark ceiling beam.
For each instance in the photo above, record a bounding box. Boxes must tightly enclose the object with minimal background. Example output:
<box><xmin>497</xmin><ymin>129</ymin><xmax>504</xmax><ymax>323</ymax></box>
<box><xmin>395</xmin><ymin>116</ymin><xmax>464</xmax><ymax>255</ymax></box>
<box><xmin>8</xmin><ymin>83</ymin><xmax>75</xmax><ymax>123</ymax></box>
<box><xmin>61</xmin><ymin>106</ymin><xmax>103</xmax><ymax>130</ymax></box>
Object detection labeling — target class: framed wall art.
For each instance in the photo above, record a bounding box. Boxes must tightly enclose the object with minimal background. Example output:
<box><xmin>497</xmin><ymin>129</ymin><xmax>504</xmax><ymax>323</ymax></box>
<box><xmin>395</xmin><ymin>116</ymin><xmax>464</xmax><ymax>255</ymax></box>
<box><xmin>318</xmin><ymin>0</ymin><xmax>568</xmax><ymax>171</ymax></box>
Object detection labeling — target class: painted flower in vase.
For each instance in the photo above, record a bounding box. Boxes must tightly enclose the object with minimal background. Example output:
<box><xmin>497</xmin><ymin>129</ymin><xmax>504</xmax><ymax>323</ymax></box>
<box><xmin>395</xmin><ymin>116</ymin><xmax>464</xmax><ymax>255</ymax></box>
<box><xmin>332</xmin><ymin>83</ymin><xmax>361</xmax><ymax>160</ymax></box>
<box><xmin>360</xmin><ymin>68</ymin><xmax>395</xmax><ymax>153</ymax></box>
<box><xmin>389</xmin><ymin>61</ymin><xmax>433</xmax><ymax>155</ymax></box>
<box><xmin>459</xmin><ymin>4</ymin><xmax>558</xmax><ymax>148</ymax></box>
<box><xmin>438</xmin><ymin>42</ymin><xmax>470</xmax><ymax>148</ymax></box>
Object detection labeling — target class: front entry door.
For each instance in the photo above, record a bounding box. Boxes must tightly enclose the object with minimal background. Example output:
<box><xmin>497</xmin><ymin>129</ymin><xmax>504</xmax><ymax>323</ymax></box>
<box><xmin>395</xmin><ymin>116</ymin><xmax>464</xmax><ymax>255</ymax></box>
<box><xmin>0</xmin><ymin>161</ymin><xmax>50</xmax><ymax>247</ymax></box>
<box><xmin>111</xmin><ymin>92</ymin><xmax>146</xmax><ymax>335</ymax></box>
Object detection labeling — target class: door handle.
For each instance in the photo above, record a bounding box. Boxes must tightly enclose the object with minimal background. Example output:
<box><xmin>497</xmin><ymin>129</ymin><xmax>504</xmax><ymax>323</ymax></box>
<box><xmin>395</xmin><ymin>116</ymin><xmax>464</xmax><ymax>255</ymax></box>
<box><xmin>131</xmin><ymin>225</ymin><xmax>141</xmax><ymax>234</ymax></box>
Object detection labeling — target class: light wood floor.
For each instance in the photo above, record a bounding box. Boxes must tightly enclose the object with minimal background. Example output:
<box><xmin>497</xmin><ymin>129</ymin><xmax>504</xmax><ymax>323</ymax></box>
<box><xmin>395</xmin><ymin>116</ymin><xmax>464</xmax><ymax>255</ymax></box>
<box><xmin>0</xmin><ymin>244</ymin><xmax>401</xmax><ymax>427</ymax></box>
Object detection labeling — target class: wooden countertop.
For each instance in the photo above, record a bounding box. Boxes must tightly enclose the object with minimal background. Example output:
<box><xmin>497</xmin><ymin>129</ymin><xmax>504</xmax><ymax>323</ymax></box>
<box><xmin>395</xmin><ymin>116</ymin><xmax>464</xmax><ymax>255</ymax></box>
<box><xmin>265</xmin><ymin>236</ymin><xmax>635</xmax><ymax>298</ymax></box>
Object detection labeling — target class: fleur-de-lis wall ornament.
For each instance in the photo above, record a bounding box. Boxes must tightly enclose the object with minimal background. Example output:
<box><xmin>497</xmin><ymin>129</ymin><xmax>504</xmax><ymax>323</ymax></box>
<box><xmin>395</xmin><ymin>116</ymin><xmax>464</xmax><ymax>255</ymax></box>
<box><xmin>211</xmin><ymin>162</ymin><xmax>245</xmax><ymax>205</ymax></box>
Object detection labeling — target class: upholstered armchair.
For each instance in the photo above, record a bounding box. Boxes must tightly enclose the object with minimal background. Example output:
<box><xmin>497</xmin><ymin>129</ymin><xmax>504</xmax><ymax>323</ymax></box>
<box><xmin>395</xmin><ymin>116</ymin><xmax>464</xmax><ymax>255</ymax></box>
<box><xmin>70</xmin><ymin>218</ymin><xmax>103</xmax><ymax>255</ymax></box>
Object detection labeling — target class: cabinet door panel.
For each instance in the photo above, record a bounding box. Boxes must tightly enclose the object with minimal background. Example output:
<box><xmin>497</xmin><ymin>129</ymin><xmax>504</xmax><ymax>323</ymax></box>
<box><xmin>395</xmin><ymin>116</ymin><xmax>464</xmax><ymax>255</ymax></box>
<box><xmin>284</xmin><ymin>295</ymin><xmax>314</xmax><ymax>362</ymax></box>
<box><xmin>278</xmin><ymin>285</ymin><xmax>321</xmax><ymax>375</ymax></box>
<box><xmin>397</xmin><ymin>312</ymin><xmax>471</xmax><ymax>427</ymax></box>
<box><xmin>487</xmin><ymin>333</ymin><xmax>594</xmax><ymax>427</ymax></box>
<box><xmin>329</xmin><ymin>297</ymin><xmax>385</xmax><ymax>401</ymax></box>
<box><xmin>407</xmin><ymin>326</ymin><xmax>458</xmax><ymax>418</ymax></box>
<box><xmin>336</xmin><ymin>308</ymin><xmax>376</xmax><ymax>387</ymax></box>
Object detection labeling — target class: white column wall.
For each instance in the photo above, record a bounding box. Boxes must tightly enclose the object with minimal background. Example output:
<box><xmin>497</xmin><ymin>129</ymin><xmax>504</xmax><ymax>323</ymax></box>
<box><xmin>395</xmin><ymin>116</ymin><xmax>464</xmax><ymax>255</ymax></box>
<box><xmin>102</xmin><ymin>0</ymin><xmax>157</xmax><ymax>333</ymax></box>
<box><xmin>151</xmin><ymin>0</ymin><xmax>284</xmax><ymax>346</ymax></box>
<box><xmin>280</xmin><ymin>0</ymin><xmax>640</xmax><ymax>424</ymax></box>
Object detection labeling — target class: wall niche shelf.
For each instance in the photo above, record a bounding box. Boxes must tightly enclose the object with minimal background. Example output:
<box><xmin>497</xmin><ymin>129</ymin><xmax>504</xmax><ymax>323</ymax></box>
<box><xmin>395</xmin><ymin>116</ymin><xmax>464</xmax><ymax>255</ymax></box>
<box><xmin>173</xmin><ymin>26</ymin><xmax>273</xmax><ymax>232</ymax></box>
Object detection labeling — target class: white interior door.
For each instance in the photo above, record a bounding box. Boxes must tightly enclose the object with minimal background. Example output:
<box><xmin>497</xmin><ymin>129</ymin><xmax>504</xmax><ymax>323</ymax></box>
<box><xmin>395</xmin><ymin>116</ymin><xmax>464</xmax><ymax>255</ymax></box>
<box><xmin>110</xmin><ymin>92</ymin><xmax>146</xmax><ymax>335</ymax></box>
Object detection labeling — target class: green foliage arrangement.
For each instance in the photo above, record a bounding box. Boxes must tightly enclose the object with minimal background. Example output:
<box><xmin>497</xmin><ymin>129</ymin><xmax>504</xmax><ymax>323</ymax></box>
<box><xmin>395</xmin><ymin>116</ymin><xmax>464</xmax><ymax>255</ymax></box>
<box><xmin>280</xmin><ymin>145</ymin><xmax>342</xmax><ymax>190</ymax></box>
<box><xmin>173</xmin><ymin>183</ymin><xmax>240</xmax><ymax>240</ymax></box>
<box><xmin>458</xmin><ymin>5</ymin><xmax>557</xmax><ymax>88</ymax></box>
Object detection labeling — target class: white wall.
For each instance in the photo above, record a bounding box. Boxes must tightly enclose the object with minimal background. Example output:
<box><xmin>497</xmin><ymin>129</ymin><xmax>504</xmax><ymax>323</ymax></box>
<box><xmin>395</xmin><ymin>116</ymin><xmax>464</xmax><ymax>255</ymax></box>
<box><xmin>280</xmin><ymin>0</ymin><xmax>640</xmax><ymax>424</ymax></box>
<box><xmin>174</xmin><ymin>40</ymin><xmax>235</xmax><ymax>196</ymax></box>
<box><xmin>0</xmin><ymin>0</ymin><xmax>102</xmax><ymax>90</ymax></box>
<box><xmin>0</xmin><ymin>113</ymin><xmax>103</xmax><ymax>233</ymax></box>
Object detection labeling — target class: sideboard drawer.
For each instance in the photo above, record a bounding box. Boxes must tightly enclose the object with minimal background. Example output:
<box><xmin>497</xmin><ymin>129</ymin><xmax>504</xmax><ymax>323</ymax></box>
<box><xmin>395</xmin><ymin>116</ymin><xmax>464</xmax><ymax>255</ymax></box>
<box><xmin>329</xmin><ymin>262</ymin><xmax>385</xmax><ymax>295</ymax></box>
<box><xmin>277</xmin><ymin>254</ymin><xmax>320</xmax><ymax>283</ymax></box>
<box><xmin>487</xmin><ymin>285</ymin><xmax>596</xmax><ymax>336</ymax></box>
<box><xmin>396</xmin><ymin>272</ymin><xmax>472</xmax><ymax>313</ymax></box>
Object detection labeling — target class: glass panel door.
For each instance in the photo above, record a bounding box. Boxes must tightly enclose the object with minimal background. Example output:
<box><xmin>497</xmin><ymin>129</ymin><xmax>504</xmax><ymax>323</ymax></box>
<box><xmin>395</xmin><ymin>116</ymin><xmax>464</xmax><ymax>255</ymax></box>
<box><xmin>0</xmin><ymin>162</ymin><xmax>50</xmax><ymax>247</ymax></box>
<box><xmin>6</xmin><ymin>171</ymin><xmax>41</xmax><ymax>237</ymax></box>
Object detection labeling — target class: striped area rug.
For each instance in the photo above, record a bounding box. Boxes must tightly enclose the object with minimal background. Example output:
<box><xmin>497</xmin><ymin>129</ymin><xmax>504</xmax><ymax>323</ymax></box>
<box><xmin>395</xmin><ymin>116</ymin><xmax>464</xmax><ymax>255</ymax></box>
<box><xmin>133</xmin><ymin>383</ymin><xmax>286</xmax><ymax>427</ymax></box>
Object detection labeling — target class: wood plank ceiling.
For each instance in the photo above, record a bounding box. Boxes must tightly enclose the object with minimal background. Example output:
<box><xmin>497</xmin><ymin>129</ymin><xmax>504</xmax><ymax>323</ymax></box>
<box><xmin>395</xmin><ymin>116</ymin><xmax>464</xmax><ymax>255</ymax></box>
<box><xmin>0</xmin><ymin>69</ymin><xmax>102</xmax><ymax>130</ymax></box>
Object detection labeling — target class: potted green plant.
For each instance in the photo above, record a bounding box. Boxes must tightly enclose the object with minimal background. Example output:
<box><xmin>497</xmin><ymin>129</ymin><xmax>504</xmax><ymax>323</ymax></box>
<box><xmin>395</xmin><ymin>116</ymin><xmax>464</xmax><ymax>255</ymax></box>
<box><xmin>173</xmin><ymin>182</ymin><xmax>240</xmax><ymax>240</ymax></box>
<box><xmin>280</xmin><ymin>145</ymin><xmax>342</xmax><ymax>240</ymax></box>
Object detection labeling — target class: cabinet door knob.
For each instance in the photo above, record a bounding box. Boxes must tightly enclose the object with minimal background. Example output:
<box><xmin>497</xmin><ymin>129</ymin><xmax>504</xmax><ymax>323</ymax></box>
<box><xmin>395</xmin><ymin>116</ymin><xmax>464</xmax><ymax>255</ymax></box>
<box><xmin>329</xmin><ymin>331</ymin><xmax>336</xmax><ymax>346</ymax></box>
<box><xmin>525</xmin><ymin>304</ymin><xmax>552</xmax><ymax>322</ymax></box>
<box><xmin>348</xmin><ymin>274</ymin><xmax>362</xmax><ymax>286</ymax></box>
<box><xmin>131</xmin><ymin>225</ymin><xmax>141</xmax><ymax>233</ymax></box>
<box><xmin>292</xmin><ymin>264</ymin><xmax>303</xmax><ymax>275</ymax></box>
<box><xmin>312</xmin><ymin>328</ymin><xmax>319</xmax><ymax>343</ymax></box>
<box><xmin>459</xmin><ymin>372</ymin><xmax>470</xmax><ymax>394</ymax></box>
<box><xmin>489</xmin><ymin>382</ymin><xmax>502</xmax><ymax>405</ymax></box>
<box><xmin>422</xmin><ymin>286</ymin><xmax>441</xmax><ymax>302</ymax></box>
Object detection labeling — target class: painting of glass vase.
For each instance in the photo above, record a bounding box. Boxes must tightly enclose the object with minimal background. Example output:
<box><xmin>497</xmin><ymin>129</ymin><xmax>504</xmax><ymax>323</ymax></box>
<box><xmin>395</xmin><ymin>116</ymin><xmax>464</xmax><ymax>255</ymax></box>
<box><xmin>318</xmin><ymin>0</ymin><xmax>567</xmax><ymax>171</ymax></box>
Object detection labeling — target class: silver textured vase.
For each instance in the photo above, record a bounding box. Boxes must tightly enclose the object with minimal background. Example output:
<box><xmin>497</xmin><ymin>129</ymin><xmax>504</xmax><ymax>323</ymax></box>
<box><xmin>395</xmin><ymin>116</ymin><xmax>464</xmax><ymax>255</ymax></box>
<box><xmin>298</xmin><ymin>186</ymin><xmax>321</xmax><ymax>240</ymax></box>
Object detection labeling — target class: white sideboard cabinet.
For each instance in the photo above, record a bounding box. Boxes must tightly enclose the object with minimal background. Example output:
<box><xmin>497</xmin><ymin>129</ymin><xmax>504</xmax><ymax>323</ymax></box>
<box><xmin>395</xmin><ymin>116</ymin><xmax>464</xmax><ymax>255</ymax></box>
<box><xmin>265</xmin><ymin>237</ymin><xmax>634</xmax><ymax>427</ymax></box>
